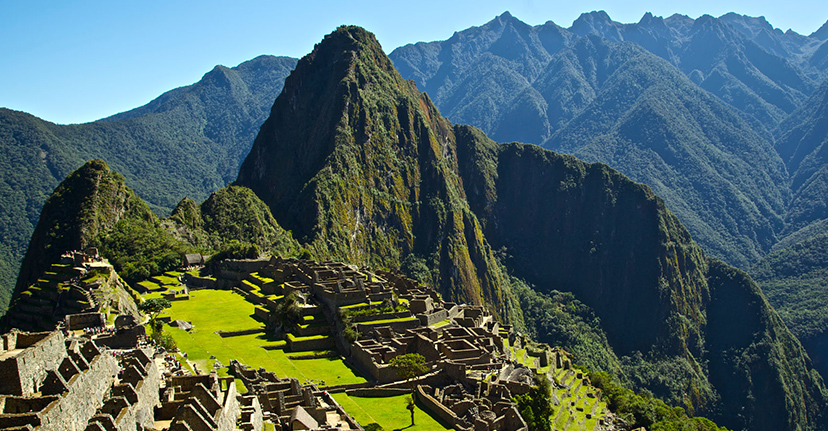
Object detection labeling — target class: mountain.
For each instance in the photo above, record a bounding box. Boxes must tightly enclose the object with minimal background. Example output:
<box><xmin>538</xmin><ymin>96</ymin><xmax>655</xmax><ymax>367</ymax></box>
<box><xmin>545</xmin><ymin>35</ymin><xmax>789</xmax><ymax>269</ymax></box>
<box><xmin>391</xmin><ymin>11</ymin><xmax>824</xmax><ymax>143</ymax></box>
<box><xmin>237</xmin><ymin>25</ymin><xmax>828</xmax><ymax>431</ymax></box>
<box><xmin>388</xmin><ymin>13</ymin><xmax>828</xmax><ymax>387</ymax></box>
<box><xmin>753</xmin><ymin>77</ymin><xmax>828</xmax><ymax>379</ymax></box>
<box><xmin>13</xmin><ymin>159</ymin><xmax>157</xmax><ymax>294</ymax></box>
<box><xmin>0</xmin><ymin>55</ymin><xmax>297</xmax><ymax>314</ymax></box>
<box><xmin>392</xmin><ymin>14</ymin><xmax>794</xmax><ymax>269</ymax></box>
<box><xmin>777</xmin><ymin>78</ymin><xmax>828</xmax><ymax>232</ymax></box>
<box><xmin>236</xmin><ymin>26</ymin><xmax>510</xmax><ymax>312</ymax></box>
<box><xmin>752</xmin><ymin>226</ymin><xmax>828</xmax><ymax>380</ymax></box>
<box><xmin>2</xmin><ymin>160</ymin><xmax>167</xmax><ymax>331</ymax></box>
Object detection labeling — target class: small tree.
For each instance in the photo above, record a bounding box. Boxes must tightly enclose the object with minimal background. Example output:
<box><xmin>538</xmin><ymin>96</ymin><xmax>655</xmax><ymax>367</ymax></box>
<box><xmin>389</xmin><ymin>353</ymin><xmax>429</xmax><ymax>425</ymax></box>
<box><xmin>138</xmin><ymin>298</ymin><xmax>171</xmax><ymax>324</ymax></box>
<box><xmin>404</xmin><ymin>394</ymin><xmax>416</xmax><ymax>426</ymax></box>
<box><xmin>389</xmin><ymin>353</ymin><xmax>429</xmax><ymax>387</ymax></box>
<box><xmin>138</xmin><ymin>298</ymin><xmax>174</xmax><ymax>350</ymax></box>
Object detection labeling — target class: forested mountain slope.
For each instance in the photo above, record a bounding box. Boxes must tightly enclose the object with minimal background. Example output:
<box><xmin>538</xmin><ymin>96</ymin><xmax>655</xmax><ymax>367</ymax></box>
<box><xmin>754</xmin><ymin>77</ymin><xmax>828</xmax><ymax>380</ymax></box>
<box><xmin>391</xmin><ymin>12</ymin><xmax>800</xmax><ymax>269</ymax></box>
<box><xmin>0</xmin><ymin>55</ymin><xmax>296</xmax><ymax>314</ymax></box>
<box><xmin>237</xmin><ymin>25</ymin><xmax>828</xmax><ymax>431</ymax></box>
<box><xmin>390</xmin><ymin>12</ymin><xmax>828</xmax><ymax>386</ymax></box>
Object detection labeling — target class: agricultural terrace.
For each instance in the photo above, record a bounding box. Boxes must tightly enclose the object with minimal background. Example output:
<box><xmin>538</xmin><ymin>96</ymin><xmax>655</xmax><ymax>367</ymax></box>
<box><xmin>152</xmin><ymin>288</ymin><xmax>365</xmax><ymax>386</ymax></box>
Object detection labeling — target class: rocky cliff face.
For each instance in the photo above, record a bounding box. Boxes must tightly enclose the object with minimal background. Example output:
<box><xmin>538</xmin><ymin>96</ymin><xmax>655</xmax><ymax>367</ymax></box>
<box><xmin>455</xmin><ymin>129</ymin><xmax>827</xmax><ymax>429</ymax></box>
<box><xmin>236</xmin><ymin>26</ymin><xmax>509</xmax><ymax>311</ymax></box>
<box><xmin>237</xmin><ymin>26</ymin><xmax>828</xmax><ymax>430</ymax></box>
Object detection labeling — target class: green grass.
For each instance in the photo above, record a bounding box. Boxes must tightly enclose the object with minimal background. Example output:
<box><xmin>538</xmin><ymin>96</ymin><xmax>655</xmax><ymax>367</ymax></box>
<box><xmin>154</xmin><ymin>289</ymin><xmax>365</xmax><ymax>386</ymax></box>
<box><xmin>332</xmin><ymin>393</ymin><xmax>450</xmax><ymax>431</ymax></box>
<box><xmin>360</xmin><ymin>317</ymin><xmax>417</xmax><ymax>325</ymax></box>
<box><xmin>250</xmin><ymin>272</ymin><xmax>275</xmax><ymax>284</ymax></box>
<box><xmin>429</xmin><ymin>319</ymin><xmax>451</xmax><ymax>328</ymax></box>
<box><xmin>287</xmin><ymin>333</ymin><xmax>330</xmax><ymax>342</ymax></box>
<box><xmin>241</xmin><ymin>279</ymin><xmax>260</xmax><ymax>291</ymax></box>
<box><xmin>153</xmin><ymin>275</ymin><xmax>179</xmax><ymax>285</ymax></box>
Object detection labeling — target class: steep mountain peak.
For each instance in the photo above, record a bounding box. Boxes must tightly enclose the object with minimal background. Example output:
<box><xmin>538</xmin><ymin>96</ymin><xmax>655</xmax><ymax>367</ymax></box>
<box><xmin>12</xmin><ymin>159</ymin><xmax>154</xmax><ymax>294</ymax></box>
<box><xmin>692</xmin><ymin>13</ymin><xmax>719</xmax><ymax>29</ymax></box>
<box><xmin>638</xmin><ymin>12</ymin><xmax>661</xmax><ymax>25</ymax></box>
<box><xmin>237</xmin><ymin>26</ymin><xmax>506</xmax><ymax>310</ymax></box>
<box><xmin>496</xmin><ymin>10</ymin><xmax>514</xmax><ymax>22</ymax></box>
<box><xmin>570</xmin><ymin>10</ymin><xmax>622</xmax><ymax>39</ymax></box>
<box><xmin>812</xmin><ymin>19</ymin><xmax>828</xmax><ymax>40</ymax></box>
<box><xmin>198</xmin><ymin>64</ymin><xmax>244</xmax><ymax>91</ymax></box>
<box><xmin>719</xmin><ymin>12</ymin><xmax>775</xmax><ymax>37</ymax></box>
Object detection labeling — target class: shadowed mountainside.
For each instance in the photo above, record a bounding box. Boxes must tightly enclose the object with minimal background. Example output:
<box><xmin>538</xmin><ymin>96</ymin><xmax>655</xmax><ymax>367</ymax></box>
<box><xmin>237</xmin><ymin>25</ymin><xmax>828</xmax><ymax>431</ymax></box>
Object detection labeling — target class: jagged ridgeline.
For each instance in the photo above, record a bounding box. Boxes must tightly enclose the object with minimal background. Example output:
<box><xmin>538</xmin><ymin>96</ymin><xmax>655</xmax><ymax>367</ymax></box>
<box><xmin>236</xmin><ymin>26</ymin><xmax>827</xmax><ymax>430</ymax></box>
<box><xmin>236</xmin><ymin>26</ymin><xmax>509</xmax><ymax>312</ymax></box>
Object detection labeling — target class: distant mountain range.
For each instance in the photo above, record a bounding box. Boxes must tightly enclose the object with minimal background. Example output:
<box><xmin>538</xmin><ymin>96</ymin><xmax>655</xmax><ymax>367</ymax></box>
<box><xmin>7</xmin><ymin>26</ymin><xmax>826</xmax><ymax>430</ymax></box>
<box><xmin>389</xmin><ymin>10</ymin><xmax>828</xmax><ymax>380</ymax></box>
<box><xmin>0</xmin><ymin>55</ymin><xmax>296</xmax><ymax>311</ymax></box>
<box><xmin>4</xmin><ymin>11</ymin><xmax>828</xmax><ymax>427</ymax></box>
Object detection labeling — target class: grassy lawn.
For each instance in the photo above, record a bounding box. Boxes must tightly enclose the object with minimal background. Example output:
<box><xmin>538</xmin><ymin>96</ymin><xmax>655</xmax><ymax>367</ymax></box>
<box><xmin>153</xmin><ymin>275</ymin><xmax>179</xmax><ymax>285</ymax></box>
<box><xmin>362</xmin><ymin>317</ymin><xmax>417</xmax><ymax>325</ymax></box>
<box><xmin>156</xmin><ymin>289</ymin><xmax>366</xmax><ymax>387</ymax></box>
<box><xmin>340</xmin><ymin>302</ymin><xmax>370</xmax><ymax>310</ymax></box>
<box><xmin>287</xmin><ymin>333</ymin><xmax>330</xmax><ymax>341</ymax></box>
<box><xmin>429</xmin><ymin>319</ymin><xmax>451</xmax><ymax>328</ymax></box>
<box><xmin>332</xmin><ymin>393</ymin><xmax>450</xmax><ymax>431</ymax></box>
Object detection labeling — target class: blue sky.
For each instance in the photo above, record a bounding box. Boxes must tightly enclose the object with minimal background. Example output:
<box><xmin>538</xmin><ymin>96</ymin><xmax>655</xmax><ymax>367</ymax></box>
<box><xmin>2</xmin><ymin>0</ymin><xmax>827</xmax><ymax>124</ymax></box>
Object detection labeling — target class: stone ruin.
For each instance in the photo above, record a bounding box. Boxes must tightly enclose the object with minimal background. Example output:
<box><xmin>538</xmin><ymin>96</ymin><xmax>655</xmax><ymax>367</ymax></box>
<box><xmin>0</xmin><ymin>329</ymin><xmax>159</xmax><ymax>431</ymax></box>
<box><xmin>2</xmin><ymin>248</ymin><xmax>141</xmax><ymax>335</ymax></box>
<box><xmin>229</xmin><ymin>361</ymin><xmax>361</xmax><ymax>430</ymax></box>
<box><xmin>415</xmin><ymin>362</ymin><xmax>529</xmax><ymax>431</ymax></box>
<box><xmin>0</xmin><ymin>328</ymin><xmax>267</xmax><ymax>431</ymax></box>
<box><xmin>154</xmin><ymin>371</ymin><xmax>255</xmax><ymax>431</ymax></box>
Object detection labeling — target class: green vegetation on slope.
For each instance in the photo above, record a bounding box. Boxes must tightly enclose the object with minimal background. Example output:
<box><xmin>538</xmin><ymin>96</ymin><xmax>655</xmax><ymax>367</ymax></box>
<box><xmin>589</xmin><ymin>371</ymin><xmax>727</xmax><ymax>431</ymax></box>
<box><xmin>14</xmin><ymin>160</ymin><xmax>157</xmax><ymax>292</ymax></box>
<box><xmin>0</xmin><ymin>55</ymin><xmax>297</xmax><ymax>314</ymax></box>
<box><xmin>236</xmin><ymin>25</ymin><xmax>512</xmax><ymax>317</ymax></box>
<box><xmin>453</xmin><ymin>124</ymin><xmax>826</xmax><ymax>429</ymax></box>
<box><xmin>752</xmin><ymin>229</ymin><xmax>828</xmax><ymax>379</ymax></box>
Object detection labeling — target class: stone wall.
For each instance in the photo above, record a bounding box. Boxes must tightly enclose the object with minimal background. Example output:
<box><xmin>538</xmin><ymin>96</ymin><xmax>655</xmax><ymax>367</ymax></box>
<box><xmin>66</xmin><ymin>312</ymin><xmax>105</xmax><ymax>330</ymax></box>
<box><xmin>0</xmin><ymin>330</ymin><xmax>66</xmax><ymax>396</ymax></box>
<box><xmin>287</xmin><ymin>335</ymin><xmax>335</xmax><ymax>352</ymax></box>
<box><xmin>417</xmin><ymin>309</ymin><xmax>449</xmax><ymax>326</ymax></box>
<box><xmin>32</xmin><ymin>341</ymin><xmax>119</xmax><ymax>431</ymax></box>
<box><xmin>415</xmin><ymin>385</ymin><xmax>466</xmax><ymax>430</ymax></box>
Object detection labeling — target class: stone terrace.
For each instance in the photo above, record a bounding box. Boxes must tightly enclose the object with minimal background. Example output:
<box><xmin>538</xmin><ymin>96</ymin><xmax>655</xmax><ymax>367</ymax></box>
<box><xmin>155</xmin><ymin>371</ymin><xmax>250</xmax><ymax>431</ymax></box>
<box><xmin>229</xmin><ymin>361</ymin><xmax>361</xmax><ymax>430</ymax></box>
<box><xmin>0</xmin><ymin>329</ymin><xmax>158</xmax><ymax>431</ymax></box>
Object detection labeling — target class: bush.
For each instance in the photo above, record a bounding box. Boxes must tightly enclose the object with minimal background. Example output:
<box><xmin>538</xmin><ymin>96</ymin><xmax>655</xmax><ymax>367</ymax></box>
<box><xmin>343</xmin><ymin>326</ymin><xmax>358</xmax><ymax>343</ymax></box>
<box><xmin>206</xmin><ymin>241</ymin><xmax>261</xmax><ymax>265</ymax></box>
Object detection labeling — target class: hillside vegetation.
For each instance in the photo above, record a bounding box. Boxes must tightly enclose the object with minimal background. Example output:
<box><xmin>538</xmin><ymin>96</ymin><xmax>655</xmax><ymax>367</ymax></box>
<box><xmin>389</xmin><ymin>11</ymin><xmax>828</xmax><ymax>390</ymax></box>
<box><xmin>0</xmin><ymin>55</ymin><xmax>296</xmax><ymax>313</ymax></box>
<box><xmin>233</xmin><ymin>26</ymin><xmax>827</xmax><ymax>431</ymax></box>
